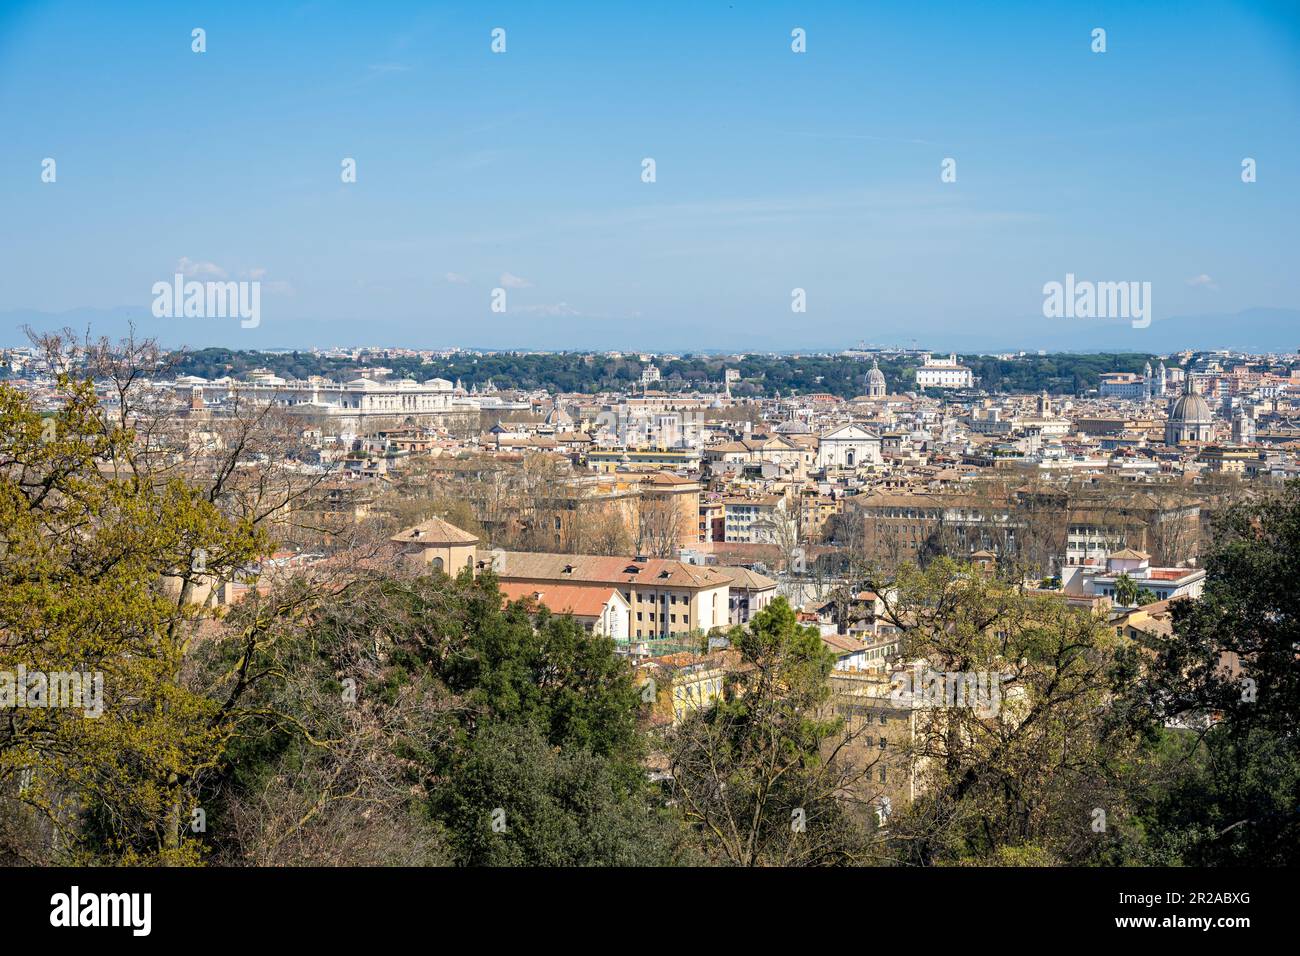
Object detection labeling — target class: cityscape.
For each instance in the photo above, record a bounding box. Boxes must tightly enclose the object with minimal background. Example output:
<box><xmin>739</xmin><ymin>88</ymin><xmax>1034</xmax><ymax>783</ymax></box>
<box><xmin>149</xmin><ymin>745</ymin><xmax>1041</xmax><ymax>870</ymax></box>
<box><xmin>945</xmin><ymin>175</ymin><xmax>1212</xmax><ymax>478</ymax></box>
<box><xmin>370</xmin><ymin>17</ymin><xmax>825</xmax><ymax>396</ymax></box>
<box><xmin>0</xmin><ymin>0</ymin><xmax>1296</xmax><ymax>937</ymax></box>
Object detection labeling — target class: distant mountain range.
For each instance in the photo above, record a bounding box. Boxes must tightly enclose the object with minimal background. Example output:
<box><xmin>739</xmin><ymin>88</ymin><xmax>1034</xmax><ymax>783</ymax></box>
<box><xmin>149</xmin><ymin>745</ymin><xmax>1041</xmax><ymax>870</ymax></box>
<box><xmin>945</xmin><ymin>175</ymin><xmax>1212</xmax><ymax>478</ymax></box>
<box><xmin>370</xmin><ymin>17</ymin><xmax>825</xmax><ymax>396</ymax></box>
<box><xmin>3</xmin><ymin>305</ymin><xmax>1298</xmax><ymax>355</ymax></box>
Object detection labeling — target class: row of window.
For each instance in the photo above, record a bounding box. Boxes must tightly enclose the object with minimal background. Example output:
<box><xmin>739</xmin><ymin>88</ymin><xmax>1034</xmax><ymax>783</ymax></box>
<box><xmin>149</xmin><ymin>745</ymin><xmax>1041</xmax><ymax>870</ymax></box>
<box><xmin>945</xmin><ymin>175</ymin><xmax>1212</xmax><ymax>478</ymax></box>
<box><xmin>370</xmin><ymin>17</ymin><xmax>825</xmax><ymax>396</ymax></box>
<box><xmin>636</xmin><ymin>611</ymin><xmax>688</xmax><ymax>624</ymax></box>
<box><xmin>636</xmin><ymin>593</ymin><xmax>686</xmax><ymax>604</ymax></box>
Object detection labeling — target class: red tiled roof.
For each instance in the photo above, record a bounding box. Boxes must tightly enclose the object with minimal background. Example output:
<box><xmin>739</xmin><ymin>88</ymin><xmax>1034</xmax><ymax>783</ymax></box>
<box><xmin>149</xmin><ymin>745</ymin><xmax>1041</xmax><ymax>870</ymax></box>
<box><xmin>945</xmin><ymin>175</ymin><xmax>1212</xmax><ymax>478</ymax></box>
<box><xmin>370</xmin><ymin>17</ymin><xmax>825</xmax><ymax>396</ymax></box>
<box><xmin>498</xmin><ymin>581</ymin><xmax>621</xmax><ymax>618</ymax></box>
<box><xmin>488</xmin><ymin>550</ymin><xmax>731</xmax><ymax>590</ymax></box>
<box><xmin>391</xmin><ymin>516</ymin><xmax>480</xmax><ymax>545</ymax></box>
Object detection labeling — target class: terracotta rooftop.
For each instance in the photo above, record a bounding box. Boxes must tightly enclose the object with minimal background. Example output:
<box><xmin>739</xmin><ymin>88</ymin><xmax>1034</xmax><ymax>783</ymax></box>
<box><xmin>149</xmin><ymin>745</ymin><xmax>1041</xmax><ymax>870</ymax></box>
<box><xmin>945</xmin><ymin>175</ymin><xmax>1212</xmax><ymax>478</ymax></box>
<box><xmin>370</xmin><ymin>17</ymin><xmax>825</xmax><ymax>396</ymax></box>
<box><xmin>390</xmin><ymin>516</ymin><xmax>480</xmax><ymax>546</ymax></box>
<box><xmin>822</xmin><ymin>633</ymin><xmax>869</xmax><ymax>654</ymax></box>
<box><xmin>499</xmin><ymin>581</ymin><xmax>622</xmax><ymax>618</ymax></box>
<box><xmin>712</xmin><ymin>566</ymin><xmax>779</xmax><ymax>590</ymax></box>
<box><xmin>642</xmin><ymin>471</ymin><xmax>697</xmax><ymax>486</ymax></box>
<box><xmin>1109</xmin><ymin>548</ymin><xmax>1150</xmax><ymax>560</ymax></box>
<box><xmin>485</xmin><ymin>550</ymin><xmax>733</xmax><ymax>590</ymax></box>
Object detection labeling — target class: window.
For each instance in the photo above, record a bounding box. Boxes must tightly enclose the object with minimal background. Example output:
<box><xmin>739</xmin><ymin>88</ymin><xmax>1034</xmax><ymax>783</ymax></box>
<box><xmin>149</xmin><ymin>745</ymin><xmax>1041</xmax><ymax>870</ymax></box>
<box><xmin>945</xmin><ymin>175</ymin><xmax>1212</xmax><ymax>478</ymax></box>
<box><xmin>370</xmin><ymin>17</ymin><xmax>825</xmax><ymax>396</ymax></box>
<box><xmin>879</xmin><ymin>737</ymin><xmax>887</xmax><ymax>750</ymax></box>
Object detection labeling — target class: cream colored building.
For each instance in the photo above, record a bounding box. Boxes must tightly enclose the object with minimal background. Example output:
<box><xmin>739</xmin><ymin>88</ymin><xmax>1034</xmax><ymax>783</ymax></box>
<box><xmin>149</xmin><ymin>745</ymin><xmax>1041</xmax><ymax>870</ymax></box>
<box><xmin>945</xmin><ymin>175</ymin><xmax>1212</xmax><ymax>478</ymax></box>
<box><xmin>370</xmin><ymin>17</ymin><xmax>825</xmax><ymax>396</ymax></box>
<box><xmin>485</xmin><ymin>550</ymin><xmax>732</xmax><ymax>639</ymax></box>
<box><xmin>498</xmin><ymin>581</ymin><xmax>631</xmax><ymax>639</ymax></box>
<box><xmin>643</xmin><ymin>652</ymin><xmax>729</xmax><ymax>725</ymax></box>
<box><xmin>391</xmin><ymin>516</ymin><xmax>480</xmax><ymax>575</ymax></box>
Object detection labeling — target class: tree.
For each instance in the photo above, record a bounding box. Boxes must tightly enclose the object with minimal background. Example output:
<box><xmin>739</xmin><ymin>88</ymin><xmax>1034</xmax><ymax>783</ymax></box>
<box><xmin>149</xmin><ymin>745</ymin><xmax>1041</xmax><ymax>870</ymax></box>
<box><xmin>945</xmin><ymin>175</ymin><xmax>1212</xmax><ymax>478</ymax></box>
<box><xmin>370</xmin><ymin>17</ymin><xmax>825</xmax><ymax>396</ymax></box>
<box><xmin>636</xmin><ymin>494</ymin><xmax>687</xmax><ymax>558</ymax></box>
<box><xmin>432</xmin><ymin>722</ymin><xmax>685</xmax><ymax>866</ymax></box>
<box><xmin>870</xmin><ymin>559</ymin><xmax>1138</xmax><ymax>865</ymax></box>
<box><xmin>1129</xmin><ymin>480</ymin><xmax>1300</xmax><ymax>864</ymax></box>
<box><xmin>0</xmin><ymin>375</ymin><xmax>267</xmax><ymax>864</ymax></box>
<box><xmin>191</xmin><ymin>567</ymin><xmax>677</xmax><ymax>865</ymax></box>
<box><xmin>1114</xmin><ymin>572</ymin><xmax>1139</xmax><ymax>607</ymax></box>
<box><xmin>667</xmin><ymin>598</ymin><xmax>880</xmax><ymax>865</ymax></box>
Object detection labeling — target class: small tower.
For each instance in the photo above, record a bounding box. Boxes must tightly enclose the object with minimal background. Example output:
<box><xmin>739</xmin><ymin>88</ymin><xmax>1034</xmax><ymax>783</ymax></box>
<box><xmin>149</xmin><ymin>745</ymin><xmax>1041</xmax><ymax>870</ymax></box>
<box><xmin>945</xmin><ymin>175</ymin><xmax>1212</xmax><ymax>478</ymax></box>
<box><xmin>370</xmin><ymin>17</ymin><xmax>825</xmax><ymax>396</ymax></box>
<box><xmin>1233</xmin><ymin>407</ymin><xmax>1256</xmax><ymax>444</ymax></box>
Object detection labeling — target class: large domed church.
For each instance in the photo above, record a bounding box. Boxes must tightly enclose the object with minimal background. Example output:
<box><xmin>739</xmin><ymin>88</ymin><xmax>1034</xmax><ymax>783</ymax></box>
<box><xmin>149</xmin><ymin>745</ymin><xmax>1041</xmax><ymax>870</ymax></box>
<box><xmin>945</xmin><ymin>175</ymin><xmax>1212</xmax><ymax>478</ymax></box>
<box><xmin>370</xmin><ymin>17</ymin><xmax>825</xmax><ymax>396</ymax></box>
<box><xmin>1164</xmin><ymin>374</ymin><xmax>1213</xmax><ymax>446</ymax></box>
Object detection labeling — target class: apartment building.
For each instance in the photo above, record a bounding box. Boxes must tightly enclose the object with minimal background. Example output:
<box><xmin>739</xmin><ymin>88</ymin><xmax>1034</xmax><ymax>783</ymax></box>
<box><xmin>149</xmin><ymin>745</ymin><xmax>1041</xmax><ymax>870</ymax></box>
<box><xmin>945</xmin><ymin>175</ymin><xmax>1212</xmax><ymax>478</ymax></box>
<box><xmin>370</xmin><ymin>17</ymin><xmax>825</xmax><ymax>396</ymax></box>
<box><xmin>698</xmin><ymin>497</ymin><xmax>726</xmax><ymax>542</ymax></box>
<box><xmin>846</xmin><ymin>484</ymin><xmax>1201</xmax><ymax>570</ymax></box>
<box><xmin>642</xmin><ymin>652</ymin><xmax>729</xmax><ymax>725</ymax></box>
<box><xmin>798</xmin><ymin>493</ymin><xmax>842</xmax><ymax>540</ymax></box>
<box><xmin>586</xmin><ymin>447</ymin><xmax>701</xmax><ymax>472</ymax></box>
<box><xmin>1061</xmin><ymin>549</ymin><xmax>1206</xmax><ymax>605</ymax></box>
<box><xmin>485</xmin><ymin>550</ymin><xmax>732</xmax><ymax>639</ymax></box>
<box><xmin>713</xmin><ymin>565</ymin><xmax>778</xmax><ymax>624</ymax></box>
<box><xmin>722</xmin><ymin>495</ymin><xmax>786</xmax><ymax>543</ymax></box>
<box><xmin>827</xmin><ymin>670</ymin><xmax>926</xmax><ymax>813</ymax></box>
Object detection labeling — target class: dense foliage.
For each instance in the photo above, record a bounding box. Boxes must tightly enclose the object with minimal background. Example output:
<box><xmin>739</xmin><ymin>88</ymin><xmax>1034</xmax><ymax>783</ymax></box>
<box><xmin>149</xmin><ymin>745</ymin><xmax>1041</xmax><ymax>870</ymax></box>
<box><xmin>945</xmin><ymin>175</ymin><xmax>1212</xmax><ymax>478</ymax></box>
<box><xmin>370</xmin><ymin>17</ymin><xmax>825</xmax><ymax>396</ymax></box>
<box><xmin>168</xmin><ymin>349</ymin><xmax>1162</xmax><ymax>397</ymax></box>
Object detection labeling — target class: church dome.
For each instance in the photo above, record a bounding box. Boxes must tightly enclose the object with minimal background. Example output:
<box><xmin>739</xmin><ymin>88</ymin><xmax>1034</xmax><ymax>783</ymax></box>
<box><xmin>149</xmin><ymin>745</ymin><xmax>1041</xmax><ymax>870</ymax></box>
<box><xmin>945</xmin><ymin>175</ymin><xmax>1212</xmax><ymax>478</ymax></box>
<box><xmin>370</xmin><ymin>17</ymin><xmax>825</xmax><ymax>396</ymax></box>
<box><xmin>1170</xmin><ymin>379</ymin><xmax>1212</xmax><ymax>424</ymax></box>
<box><xmin>1165</xmin><ymin>374</ymin><xmax>1213</xmax><ymax>446</ymax></box>
<box><xmin>1169</xmin><ymin>392</ymin><xmax>1211</xmax><ymax>423</ymax></box>
<box><xmin>866</xmin><ymin>359</ymin><xmax>887</xmax><ymax>397</ymax></box>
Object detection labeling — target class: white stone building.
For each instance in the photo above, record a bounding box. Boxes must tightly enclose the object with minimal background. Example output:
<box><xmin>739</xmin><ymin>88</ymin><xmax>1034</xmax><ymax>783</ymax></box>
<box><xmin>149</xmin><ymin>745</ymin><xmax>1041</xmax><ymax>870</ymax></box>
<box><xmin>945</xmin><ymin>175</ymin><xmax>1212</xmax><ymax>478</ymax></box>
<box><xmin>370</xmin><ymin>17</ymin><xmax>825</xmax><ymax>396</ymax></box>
<box><xmin>914</xmin><ymin>353</ymin><xmax>973</xmax><ymax>389</ymax></box>
<box><xmin>817</xmin><ymin>423</ymin><xmax>883</xmax><ymax>469</ymax></box>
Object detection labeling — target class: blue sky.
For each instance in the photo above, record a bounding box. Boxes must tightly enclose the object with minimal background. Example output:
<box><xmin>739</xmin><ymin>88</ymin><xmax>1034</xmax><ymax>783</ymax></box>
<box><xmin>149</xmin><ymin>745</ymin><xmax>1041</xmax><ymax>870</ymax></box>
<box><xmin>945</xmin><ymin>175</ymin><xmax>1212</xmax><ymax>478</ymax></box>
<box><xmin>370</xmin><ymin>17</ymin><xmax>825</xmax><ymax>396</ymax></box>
<box><xmin>1</xmin><ymin>0</ymin><xmax>1298</xmax><ymax>352</ymax></box>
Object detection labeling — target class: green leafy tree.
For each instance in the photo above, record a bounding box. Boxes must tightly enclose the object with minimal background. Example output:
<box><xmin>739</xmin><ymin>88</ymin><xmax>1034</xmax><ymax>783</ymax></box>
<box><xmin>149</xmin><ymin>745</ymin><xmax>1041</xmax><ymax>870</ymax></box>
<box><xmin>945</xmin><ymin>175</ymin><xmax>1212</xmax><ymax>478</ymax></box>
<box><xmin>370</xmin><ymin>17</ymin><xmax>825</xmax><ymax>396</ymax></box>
<box><xmin>195</xmin><ymin>568</ymin><xmax>678</xmax><ymax>866</ymax></box>
<box><xmin>1114</xmin><ymin>572</ymin><xmax>1139</xmax><ymax>607</ymax></box>
<box><xmin>874</xmin><ymin>559</ymin><xmax>1137</xmax><ymax>865</ymax></box>
<box><xmin>667</xmin><ymin>597</ymin><xmax>877</xmax><ymax>865</ymax></box>
<box><xmin>432</xmin><ymin>722</ymin><xmax>685</xmax><ymax>866</ymax></box>
<box><xmin>1130</xmin><ymin>481</ymin><xmax>1300</xmax><ymax>864</ymax></box>
<box><xmin>0</xmin><ymin>377</ymin><xmax>267</xmax><ymax>864</ymax></box>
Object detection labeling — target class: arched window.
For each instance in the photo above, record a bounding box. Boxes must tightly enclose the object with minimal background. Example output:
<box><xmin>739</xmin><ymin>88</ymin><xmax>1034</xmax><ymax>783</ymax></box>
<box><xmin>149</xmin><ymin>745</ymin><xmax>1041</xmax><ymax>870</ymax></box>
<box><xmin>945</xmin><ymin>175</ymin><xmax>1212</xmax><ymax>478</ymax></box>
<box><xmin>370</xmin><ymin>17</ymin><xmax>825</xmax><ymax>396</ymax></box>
<box><xmin>431</xmin><ymin>556</ymin><xmax>444</xmax><ymax>572</ymax></box>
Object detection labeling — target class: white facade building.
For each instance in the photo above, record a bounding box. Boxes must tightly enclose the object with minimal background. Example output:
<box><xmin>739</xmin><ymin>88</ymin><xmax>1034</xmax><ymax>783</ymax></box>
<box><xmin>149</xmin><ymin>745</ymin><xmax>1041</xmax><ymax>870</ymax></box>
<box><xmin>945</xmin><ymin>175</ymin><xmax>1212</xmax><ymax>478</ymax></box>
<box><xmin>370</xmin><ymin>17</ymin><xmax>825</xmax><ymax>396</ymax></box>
<box><xmin>915</xmin><ymin>353</ymin><xmax>973</xmax><ymax>389</ymax></box>
<box><xmin>817</xmin><ymin>423</ymin><xmax>883</xmax><ymax>469</ymax></box>
<box><xmin>175</xmin><ymin>375</ymin><xmax>460</xmax><ymax>431</ymax></box>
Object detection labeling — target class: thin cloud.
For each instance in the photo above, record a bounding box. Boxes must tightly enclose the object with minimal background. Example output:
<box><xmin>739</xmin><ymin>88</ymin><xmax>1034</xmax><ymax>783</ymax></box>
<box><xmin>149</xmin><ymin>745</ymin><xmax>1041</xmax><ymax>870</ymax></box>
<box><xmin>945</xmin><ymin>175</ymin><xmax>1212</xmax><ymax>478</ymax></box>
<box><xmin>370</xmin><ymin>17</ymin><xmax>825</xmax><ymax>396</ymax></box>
<box><xmin>499</xmin><ymin>272</ymin><xmax>532</xmax><ymax>289</ymax></box>
<box><xmin>176</xmin><ymin>257</ymin><xmax>227</xmax><ymax>279</ymax></box>
<box><xmin>515</xmin><ymin>302</ymin><xmax>581</xmax><ymax>317</ymax></box>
